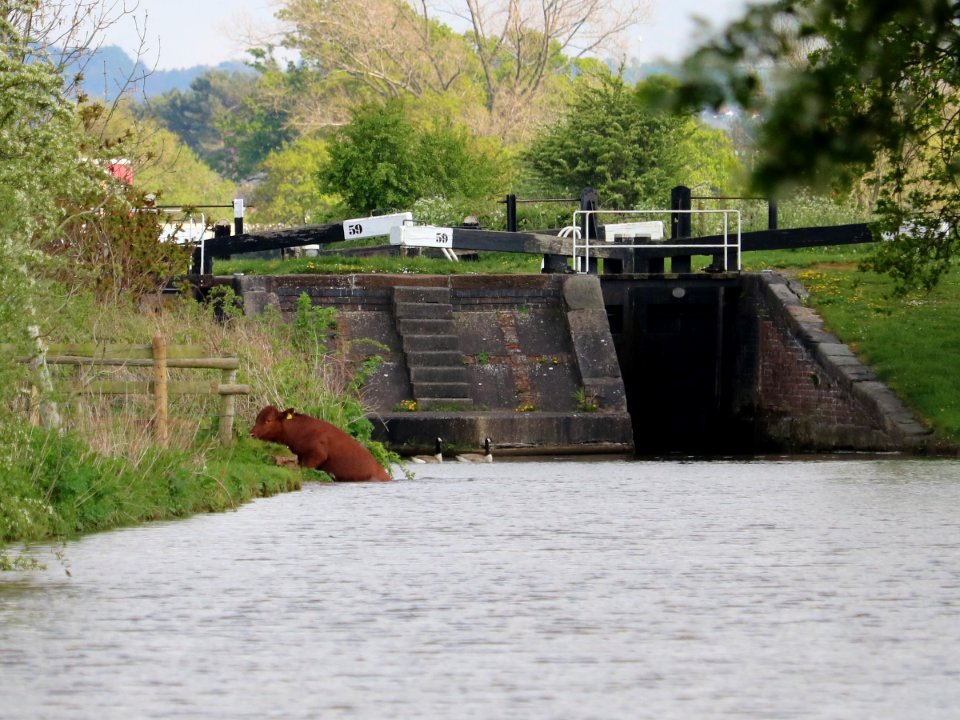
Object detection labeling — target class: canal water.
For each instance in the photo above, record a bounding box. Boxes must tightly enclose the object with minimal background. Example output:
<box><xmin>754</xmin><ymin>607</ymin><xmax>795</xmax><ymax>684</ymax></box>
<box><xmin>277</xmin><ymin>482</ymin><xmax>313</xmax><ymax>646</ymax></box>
<box><xmin>1</xmin><ymin>458</ymin><xmax>958</xmax><ymax>719</ymax></box>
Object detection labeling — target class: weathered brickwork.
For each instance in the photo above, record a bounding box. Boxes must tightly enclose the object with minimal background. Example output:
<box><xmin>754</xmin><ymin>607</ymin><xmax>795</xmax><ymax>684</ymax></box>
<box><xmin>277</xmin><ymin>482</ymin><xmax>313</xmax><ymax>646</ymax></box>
<box><xmin>737</xmin><ymin>273</ymin><xmax>930</xmax><ymax>451</ymax></box>
<box><xmin>758</xmin><ymin>318</ymin><xmax>860</xmax><ymax>422</ymax></box>
<box><xmin>229</xmin><ymin>271</ymin><xmax>929</xmax><ymax>453</ymax></box>
<box><xmin>230</xmin><ymin>273</ymin><xmax>633</xmax><ymax>454</ymax></box>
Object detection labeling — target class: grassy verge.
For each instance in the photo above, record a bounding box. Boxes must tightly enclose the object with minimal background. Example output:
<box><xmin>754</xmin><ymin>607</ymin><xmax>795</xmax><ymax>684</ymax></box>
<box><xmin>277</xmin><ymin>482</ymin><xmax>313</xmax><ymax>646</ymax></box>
<box><xmin>742</xmin><ymin>244</ymin><xmax>875</xmax><ymax>271</ymax></box>
<box><xmin>218</xmin><ymin>250</ymin><xmax>543</xmax><ymax>276</ymax></box>
<box><xmin>0</xmin><ymin>431</ymin><xmax>303</xmax><ymax>571</ymax></box>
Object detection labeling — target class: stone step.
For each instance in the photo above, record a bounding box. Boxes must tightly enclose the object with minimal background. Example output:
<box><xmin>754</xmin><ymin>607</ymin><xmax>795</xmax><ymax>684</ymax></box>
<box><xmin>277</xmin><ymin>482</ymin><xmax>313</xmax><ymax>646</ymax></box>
<box><xmin>403</xmin><ymin>334</ymin><xmax>460</xmax><ymax>352</ymax></box>
<box><xmin>399</xmin><ymin>318</ymin><xmax>456</xmax><ymax>336</ymax></box>
<box><xmin>394</xmin><ymin>301</ymin><xmax>453</xmax><ymax>320</ymax></box>
<box><xmin>393</xmin><ymin>286</ymin><xmax>451</xmax><ymax>305</ymax></box>
<box><xmin>406</xmin><ymin>350</ymin><xmax>463</xmax><ymax>369</ymax></box>
<box><xmin>410</xmin><ymin>366</ymin><xmax>469</xmax><ymax>384</ymax></box>
<box><xmin>416</xmin><ymin>397</ymin><xmax>475</xmax><ymax>411</ymax></box>
<box><xmin>392</xmin><ymin>284</ymin><xmax>470</xmax><ymax>407</ymax></box>
<box><xmin>412</xmin><ymin>381</ymin><xmax>473</xmax><ymax>400</ymax></box>
<box><xmin>404</xmin><ymin>350</ymin><xmax>464</xmax><ymax>367</ymax></box>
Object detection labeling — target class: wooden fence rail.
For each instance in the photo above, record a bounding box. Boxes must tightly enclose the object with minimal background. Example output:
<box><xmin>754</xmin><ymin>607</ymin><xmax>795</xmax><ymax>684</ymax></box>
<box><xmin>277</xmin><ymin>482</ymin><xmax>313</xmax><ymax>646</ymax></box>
<box><xmin>4</xmin><ymin>335</ymin><xmax>249</xmax><ymax>446</ymax></box>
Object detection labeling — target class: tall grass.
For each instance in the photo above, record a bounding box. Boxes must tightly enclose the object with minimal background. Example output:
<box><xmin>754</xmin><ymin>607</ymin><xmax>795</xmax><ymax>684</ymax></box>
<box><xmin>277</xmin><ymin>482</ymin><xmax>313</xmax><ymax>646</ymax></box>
<box><xmin>690</xmin><ymin>187</ymin><xmax>872</xmax><ymax>237</ymax></box>
<box><xmin>1</xmin><ymin>286</ymin><xmax>399</xmax><ymax>569</ymax></box>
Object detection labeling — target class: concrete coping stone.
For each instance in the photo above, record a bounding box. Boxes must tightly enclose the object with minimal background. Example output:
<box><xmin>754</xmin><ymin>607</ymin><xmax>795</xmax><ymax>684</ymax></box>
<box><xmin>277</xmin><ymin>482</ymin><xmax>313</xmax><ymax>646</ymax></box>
<box><xmin>817</xmin><ymin>342</ymin><xmax>856</xmax><ymax>358</ymax></box>
<box><xmin>562</xmin><ymin>275</ymin><xmax>604</xmax><ymax>310</ymax></box>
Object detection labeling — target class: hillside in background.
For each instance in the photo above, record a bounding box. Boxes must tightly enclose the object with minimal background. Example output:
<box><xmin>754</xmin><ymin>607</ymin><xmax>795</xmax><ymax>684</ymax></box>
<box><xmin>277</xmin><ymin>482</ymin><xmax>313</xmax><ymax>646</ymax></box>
<box><xmin>71</xmin><ymin>46</ymin><xmax>681</xmax><ymax>103</ymax></box>
<box><xmin>62</xmin><ymin>45</ymin><xmax>252</xmax><ymax>100</ymax></box>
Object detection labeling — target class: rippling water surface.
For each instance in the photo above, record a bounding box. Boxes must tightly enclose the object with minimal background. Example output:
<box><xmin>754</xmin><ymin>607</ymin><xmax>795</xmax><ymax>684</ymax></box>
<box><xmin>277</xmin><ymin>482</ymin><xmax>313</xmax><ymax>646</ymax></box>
<box><xmin>2</xmin><ymin>459</ymin><xmax>959</xmax><ymax>719</ymax></box>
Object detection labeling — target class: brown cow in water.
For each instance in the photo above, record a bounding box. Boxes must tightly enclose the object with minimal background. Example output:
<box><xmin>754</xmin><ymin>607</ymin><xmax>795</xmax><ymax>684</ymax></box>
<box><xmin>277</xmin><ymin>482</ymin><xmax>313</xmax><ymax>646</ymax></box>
<box><xmin>250</xmin><ymin>405</ymin><xmax>391</xmax><ymax>482</ymax></box>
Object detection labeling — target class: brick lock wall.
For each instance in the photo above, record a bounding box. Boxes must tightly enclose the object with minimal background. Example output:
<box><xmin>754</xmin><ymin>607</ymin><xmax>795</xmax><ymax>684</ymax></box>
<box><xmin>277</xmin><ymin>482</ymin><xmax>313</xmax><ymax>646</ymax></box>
<box><xmin>738</xmin><ymin>274</ymin><xmax>905</xmax><ymax>451</ymax></box>
<box><xmin>232</xmin><ymin>272</ymin><xmax>926</xmax><ymax>452</ymax></box>
<box><xmin>236</xmin><ymin>273</ymin><xmax>619</xmax><ymax>416</ymax></box>
<box><xmin>757</xmin><ymin>315</ymin><xmax>866</xmax><ymax>432</ymax></box>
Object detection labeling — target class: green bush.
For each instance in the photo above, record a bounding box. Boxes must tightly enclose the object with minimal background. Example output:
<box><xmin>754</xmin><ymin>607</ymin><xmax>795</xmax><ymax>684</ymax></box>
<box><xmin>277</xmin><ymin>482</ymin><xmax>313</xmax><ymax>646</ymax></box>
<box><xmin>320</xmin><ymin>100</ymin><xmax>504</xmax><ymax>215</ymax></box>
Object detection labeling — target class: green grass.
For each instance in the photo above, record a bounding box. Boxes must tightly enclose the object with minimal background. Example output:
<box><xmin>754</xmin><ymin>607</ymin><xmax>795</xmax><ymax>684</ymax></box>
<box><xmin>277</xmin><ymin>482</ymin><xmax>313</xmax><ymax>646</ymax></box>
<box><xmin>788</xmin><ymin>263</ymin><xmax>960</xmax><ymax>444</ymax></box>
<box><xmin>0</xmin><ymin>431</ymin><xmax>302</xmax><ymax>569</ymax></box>
<box><xmin>219</xmin><ymin>241</ymin><xmax>877</xmax><ymax>277</ymax></box>
<box><xmin>741</xmin><ymin>243</ymin><xmax>875</xmax><ymax>271</ymax></box>
<box><xmin>218</xmin><ymin>251</ymin><xmax>543</xmax><ymax>276</ymax></box>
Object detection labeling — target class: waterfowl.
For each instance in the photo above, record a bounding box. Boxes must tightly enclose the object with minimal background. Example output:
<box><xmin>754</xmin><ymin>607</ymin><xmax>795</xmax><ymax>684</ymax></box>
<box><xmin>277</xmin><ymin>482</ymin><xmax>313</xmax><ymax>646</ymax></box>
<box><xmin>456</xmin><ymin>437</ymin><xmax>493</xmax><ymax>463</ymax></box>
<box><xmin>411</xmin><ymin>437</ymin><xmax>444</xmax><ymax>464</ymax></box>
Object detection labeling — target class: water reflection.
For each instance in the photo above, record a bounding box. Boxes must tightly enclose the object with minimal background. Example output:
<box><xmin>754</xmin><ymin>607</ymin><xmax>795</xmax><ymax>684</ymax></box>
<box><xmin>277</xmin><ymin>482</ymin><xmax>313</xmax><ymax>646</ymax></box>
<box><xmin>2</xmin><ymin>459</ymin><xmax>959</xmax><ymax>719</ymax></box>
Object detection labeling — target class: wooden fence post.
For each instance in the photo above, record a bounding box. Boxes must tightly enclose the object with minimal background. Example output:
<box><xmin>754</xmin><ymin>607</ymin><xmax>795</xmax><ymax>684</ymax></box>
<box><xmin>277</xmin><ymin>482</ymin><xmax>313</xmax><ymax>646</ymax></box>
<box><xmin>219</xmin><ymin>368</ymin><xmax>237</xmax><ymax>445</ymax></box>
<box><xmin>6</xmin><ymin>339</ymin><xmax>249</xmax><ymax>446</ymax></box>
<box><xmin>152</xmin><ymin>335</ymin><xmax>169</xmax><ymax>446</ymax></box>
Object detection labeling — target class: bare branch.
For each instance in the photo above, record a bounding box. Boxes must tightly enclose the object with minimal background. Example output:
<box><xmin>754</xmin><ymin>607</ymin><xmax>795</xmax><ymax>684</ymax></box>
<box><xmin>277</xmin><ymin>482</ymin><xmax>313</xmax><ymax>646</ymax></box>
<box><xmin>274</xmin><ymin>0</ymin><xmax>650</xmax><ymax>139</ymax></box>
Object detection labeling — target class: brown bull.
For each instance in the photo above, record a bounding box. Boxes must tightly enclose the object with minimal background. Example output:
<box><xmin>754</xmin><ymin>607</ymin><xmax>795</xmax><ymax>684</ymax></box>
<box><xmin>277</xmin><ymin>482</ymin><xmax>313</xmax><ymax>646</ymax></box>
<box><xmin>251</xmin><ymin>405</ymin><xmax>391</xmax><ymax>482</ymax></box>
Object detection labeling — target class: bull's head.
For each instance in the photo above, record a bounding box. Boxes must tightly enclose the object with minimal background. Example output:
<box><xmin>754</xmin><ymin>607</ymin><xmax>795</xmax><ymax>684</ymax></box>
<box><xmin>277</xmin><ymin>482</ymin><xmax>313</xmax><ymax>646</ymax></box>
<box><xmin>250</xmin><ymin>405</ymin><xmax>295</xmax><ymax>441</ymax></box>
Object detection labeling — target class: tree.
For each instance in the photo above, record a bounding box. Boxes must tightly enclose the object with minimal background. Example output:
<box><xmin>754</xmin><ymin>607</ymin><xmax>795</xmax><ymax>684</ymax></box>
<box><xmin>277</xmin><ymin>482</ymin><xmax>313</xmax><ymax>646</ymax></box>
<box><xmin>675</xmin><ymin>120</ymin><xmax>745</xmax><ymax>199</ymax></box>
<box><xmin>147</xmin><ymin>67</ymin><xmax>294</xmax><ymax>181</ymax></box>
<box><xmin>278</xmin><ymin>0</ymin><xmax>472</xmax><ymax>99</ymax></box>
<box><xmin>146</xmin><ymin>72</ymin><xmax>244</xmax><ymax>173</ymax></box>
<box><xmin>663</xmin><ymin>0</ymin><xmax>960</xmax><ymax>293</ymax></box>
<box><xmin>1</xmin><ymin>2</ymin><xmax>207</xmax><ymax>317</ymax></box>
<box><xmin>50</xmin><ymin>182</ymin><xmax>194</xmax><ymax>301</ymax></box>
<box><xmin>523</xmin><ymin>73</ymin><xmax>734</xmax><ymax>209</ymax></box>
<box><xmin>133</xmin><ymin>126</ymin><xmax>238</xmax><ymax>210</ymax></box>
<box><xmin>93</xmin><ymin>101</ymin><xmax>238</xmax><ymax>209</ymax></box>
<box><xmin>274</xmin><ymin>0</ymin><xmax>650</xmax><ymax>140</ymax></box>
<box><xmin>455</xmin><ymin>0</ymin><xmax>648</xmax><ymax>122</ymax></box>
<box><xmin>0</xmin><ymin>1</ymin><xmax>121</xmax><ymax>448</ymax></box>
<box><xmin>251</xmin><ymin>134</ymin><xmax>334</xmax><ymax>224</ymax></box>
<box><xmin>0</xmin><ymin>3</ymin><xmax>92</xmax><ymax>334</ymax></box>
<box><xmin>6</xmin><ymin>0</ymin><xmax>151</xmax><ymax>99</ymax></box>
<box><xmin>319</xmin><ymin>100</ymin><xmax>504</xmax><ymax>214</ymax></box>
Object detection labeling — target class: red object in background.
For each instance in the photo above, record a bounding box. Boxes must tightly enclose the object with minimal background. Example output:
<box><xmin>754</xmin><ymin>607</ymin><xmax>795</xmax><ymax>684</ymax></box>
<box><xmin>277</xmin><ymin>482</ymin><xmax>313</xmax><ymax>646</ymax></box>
<box><xmin>107</xmin><ymin>159</ymin><xmax>134</xmax><ymax>185</ymax></box>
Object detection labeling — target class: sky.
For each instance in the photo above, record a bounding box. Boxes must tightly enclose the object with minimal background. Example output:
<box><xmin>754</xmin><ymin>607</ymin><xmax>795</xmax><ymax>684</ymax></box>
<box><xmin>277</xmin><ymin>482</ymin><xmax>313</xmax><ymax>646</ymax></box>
<box><xmin>98</xmin><ymin>0</ymin><xmax>753</xmax><ymax>71</ymax></box>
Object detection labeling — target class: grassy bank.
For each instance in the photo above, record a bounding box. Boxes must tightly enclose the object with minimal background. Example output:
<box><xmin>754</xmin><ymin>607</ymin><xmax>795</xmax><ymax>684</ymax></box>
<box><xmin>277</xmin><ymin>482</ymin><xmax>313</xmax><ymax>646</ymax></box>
<box><xmin>1</xmin><ymin>431</ymin><xmax>302</xmax><ymax>570</ymax></box>
<box><xmin>219</xmin><ymin>250</ymin><xmax>544</xmax><ymax>276</ymax></box>
<box><xmin>742</xmin><ymin>246</ymin><xmax>960</xmax><ymax>443</ymax></box>
<box><xmin>0</xmin><ymin>288</ymin><xmax>400</xmax><ymax>570</ymax></box>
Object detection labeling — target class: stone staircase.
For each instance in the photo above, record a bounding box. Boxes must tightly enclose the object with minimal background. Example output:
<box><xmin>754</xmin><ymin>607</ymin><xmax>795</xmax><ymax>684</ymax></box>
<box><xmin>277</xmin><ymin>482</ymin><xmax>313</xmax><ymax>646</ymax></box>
<box><xmin>393</xmin><ymin>286</ymin><xmax>473</xmax><ymax>410</ymax></box>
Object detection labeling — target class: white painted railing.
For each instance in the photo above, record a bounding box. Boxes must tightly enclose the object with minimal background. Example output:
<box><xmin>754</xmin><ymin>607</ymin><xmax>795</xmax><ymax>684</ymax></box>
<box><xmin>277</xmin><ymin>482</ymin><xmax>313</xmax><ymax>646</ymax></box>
<box><xmin>571</xmin><ymin>209</ymin><xmax>742</xmax><ymax>273</ymax></box>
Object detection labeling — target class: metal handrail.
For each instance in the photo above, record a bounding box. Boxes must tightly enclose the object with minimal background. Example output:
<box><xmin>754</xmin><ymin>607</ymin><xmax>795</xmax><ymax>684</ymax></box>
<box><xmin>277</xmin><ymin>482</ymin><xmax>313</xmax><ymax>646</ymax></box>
<box><xmin>572</xmin><ymin>209</ymin><xmax>742</xmax><ymax>273</ymax></box>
